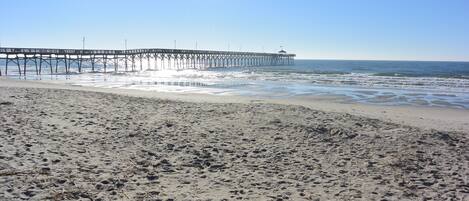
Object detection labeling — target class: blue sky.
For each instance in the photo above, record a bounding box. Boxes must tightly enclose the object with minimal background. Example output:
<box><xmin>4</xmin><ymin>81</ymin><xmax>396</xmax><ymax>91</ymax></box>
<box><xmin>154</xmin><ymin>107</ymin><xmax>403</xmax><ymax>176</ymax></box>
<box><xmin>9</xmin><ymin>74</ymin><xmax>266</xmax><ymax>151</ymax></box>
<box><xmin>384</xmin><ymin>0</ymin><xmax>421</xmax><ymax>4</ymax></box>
<box><xmin>0</xmin><ymin>0</ymin><xmax>468</xmax><ymax>61</ymax></box>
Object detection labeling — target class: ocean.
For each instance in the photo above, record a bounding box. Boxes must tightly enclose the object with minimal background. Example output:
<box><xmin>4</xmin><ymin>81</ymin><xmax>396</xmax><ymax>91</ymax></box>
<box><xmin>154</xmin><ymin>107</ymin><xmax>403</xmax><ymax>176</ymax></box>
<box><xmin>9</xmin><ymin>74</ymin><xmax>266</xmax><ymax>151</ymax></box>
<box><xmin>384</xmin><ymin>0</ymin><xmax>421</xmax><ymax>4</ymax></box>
<box><xmin>2</xmin><ymin>59</ymin><xmax>469</xmax><ymax>109</ymax></box>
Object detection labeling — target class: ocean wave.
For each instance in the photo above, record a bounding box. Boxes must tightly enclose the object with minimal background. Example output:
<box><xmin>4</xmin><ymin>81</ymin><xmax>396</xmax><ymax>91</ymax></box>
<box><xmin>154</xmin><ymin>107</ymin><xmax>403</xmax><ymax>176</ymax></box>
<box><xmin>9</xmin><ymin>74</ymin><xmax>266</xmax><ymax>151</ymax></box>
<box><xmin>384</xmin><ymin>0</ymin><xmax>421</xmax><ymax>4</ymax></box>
<box><xmin>373</xmin><ymin>72</ymin><xmax>469</xmax><ymax>79</ymax></box>
<box><xmin>141</xmin><ymin>69</ymin><xmax>469</xmax><ymax>93</ymax></box>
<box><xmin>234</xmin><ymin>71</ymin><xmax>469</xmax><ymax>93</ymax></box>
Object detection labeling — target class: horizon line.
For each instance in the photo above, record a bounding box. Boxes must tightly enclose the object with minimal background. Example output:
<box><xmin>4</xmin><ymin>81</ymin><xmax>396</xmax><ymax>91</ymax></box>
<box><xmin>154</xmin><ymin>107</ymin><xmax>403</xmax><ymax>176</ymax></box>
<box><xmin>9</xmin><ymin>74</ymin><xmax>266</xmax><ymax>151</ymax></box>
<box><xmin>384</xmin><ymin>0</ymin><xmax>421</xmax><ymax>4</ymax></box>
<box><xmin>297</xmin><ymin>58</ymin><xmax>469</xmax><ymax>63</ymax></box>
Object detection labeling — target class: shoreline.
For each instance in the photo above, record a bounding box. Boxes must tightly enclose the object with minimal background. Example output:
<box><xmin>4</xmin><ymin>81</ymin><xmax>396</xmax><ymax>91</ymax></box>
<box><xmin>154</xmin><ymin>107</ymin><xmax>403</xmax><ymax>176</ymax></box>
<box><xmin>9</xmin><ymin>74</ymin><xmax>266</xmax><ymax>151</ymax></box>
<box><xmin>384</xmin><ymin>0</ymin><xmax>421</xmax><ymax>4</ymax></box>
<box><xmin>1</xmin><ymin>78</ymin><xmax>468</xmax><ymax>133</ymax></box>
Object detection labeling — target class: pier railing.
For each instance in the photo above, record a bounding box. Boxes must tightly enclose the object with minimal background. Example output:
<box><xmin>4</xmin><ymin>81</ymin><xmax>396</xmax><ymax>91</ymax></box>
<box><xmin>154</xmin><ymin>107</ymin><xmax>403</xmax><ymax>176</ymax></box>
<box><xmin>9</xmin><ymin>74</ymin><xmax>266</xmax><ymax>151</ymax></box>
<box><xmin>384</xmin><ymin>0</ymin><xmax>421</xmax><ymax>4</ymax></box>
<box><xmin>0</xmin><ymin>47</ymin><xmax>295</xmax><ymax>76</ymax></box>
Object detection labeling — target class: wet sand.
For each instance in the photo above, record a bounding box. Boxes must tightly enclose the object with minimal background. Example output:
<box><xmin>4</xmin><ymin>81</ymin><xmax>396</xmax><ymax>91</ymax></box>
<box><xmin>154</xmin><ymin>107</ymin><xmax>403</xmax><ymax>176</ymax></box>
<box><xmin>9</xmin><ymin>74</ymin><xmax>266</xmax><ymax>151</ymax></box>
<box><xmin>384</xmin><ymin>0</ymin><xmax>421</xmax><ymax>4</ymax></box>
<box><xmin>0</xmin><ymin>79</ymin><xmax>468</xmax><ymax>200</ymax></box>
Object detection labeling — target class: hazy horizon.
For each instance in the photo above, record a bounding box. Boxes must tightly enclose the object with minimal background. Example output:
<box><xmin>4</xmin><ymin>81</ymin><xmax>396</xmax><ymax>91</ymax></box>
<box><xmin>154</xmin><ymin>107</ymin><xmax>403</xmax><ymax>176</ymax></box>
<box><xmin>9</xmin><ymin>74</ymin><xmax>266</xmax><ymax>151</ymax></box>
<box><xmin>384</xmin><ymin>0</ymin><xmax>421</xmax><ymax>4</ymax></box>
<box><xmin>1</xmin><ymin>0</ymin><xmax>468</xmax><ymax>61</ymax></box>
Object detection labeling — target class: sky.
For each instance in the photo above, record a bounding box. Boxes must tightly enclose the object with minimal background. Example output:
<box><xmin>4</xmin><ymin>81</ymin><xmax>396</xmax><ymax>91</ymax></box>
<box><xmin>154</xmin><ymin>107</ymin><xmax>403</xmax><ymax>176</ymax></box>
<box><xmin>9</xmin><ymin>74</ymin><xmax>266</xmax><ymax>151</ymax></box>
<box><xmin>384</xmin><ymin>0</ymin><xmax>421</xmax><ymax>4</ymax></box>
<box><xmin>0</xmin><ymin>0</ymin><xmax>468</xmax><ymax>61</ymax></box>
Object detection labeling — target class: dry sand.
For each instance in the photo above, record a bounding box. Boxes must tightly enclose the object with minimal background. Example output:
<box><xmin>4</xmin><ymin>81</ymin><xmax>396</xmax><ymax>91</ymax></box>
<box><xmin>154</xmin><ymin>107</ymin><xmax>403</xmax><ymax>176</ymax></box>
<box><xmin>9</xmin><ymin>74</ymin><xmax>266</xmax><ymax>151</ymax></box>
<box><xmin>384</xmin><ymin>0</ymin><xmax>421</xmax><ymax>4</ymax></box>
<box><xmin>0</xmin><ymin>79</ymin><xmax>468</xmax><ymax>200</ymax></box>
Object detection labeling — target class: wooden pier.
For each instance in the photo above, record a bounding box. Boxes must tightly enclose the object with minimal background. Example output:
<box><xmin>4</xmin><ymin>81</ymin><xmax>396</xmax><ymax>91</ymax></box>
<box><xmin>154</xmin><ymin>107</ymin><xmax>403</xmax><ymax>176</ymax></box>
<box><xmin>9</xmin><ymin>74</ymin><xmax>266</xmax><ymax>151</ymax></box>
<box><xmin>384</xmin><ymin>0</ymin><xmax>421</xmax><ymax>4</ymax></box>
<box><xmin>0</xmin><ymin>47</ymin><xmax>295</xmax><ymax>76</ymax></box>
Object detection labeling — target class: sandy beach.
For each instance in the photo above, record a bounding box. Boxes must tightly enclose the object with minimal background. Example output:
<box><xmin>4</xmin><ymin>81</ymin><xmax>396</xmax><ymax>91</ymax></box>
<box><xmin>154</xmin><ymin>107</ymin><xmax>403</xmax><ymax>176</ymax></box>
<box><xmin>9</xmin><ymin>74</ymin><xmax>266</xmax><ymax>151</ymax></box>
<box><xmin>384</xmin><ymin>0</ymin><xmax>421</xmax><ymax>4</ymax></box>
<box><xmin>0</xmin><ymin>79</ymin><xmax>468</xmax><ymax>200</ymax></box>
